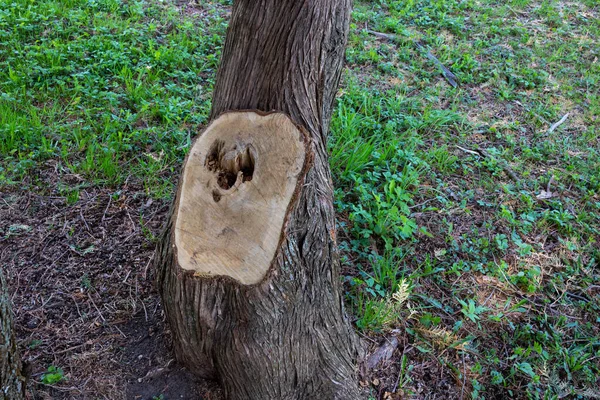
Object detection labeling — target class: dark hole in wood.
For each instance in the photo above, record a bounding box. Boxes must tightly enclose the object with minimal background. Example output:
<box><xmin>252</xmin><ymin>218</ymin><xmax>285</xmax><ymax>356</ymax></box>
<box><xmin>206</xmin><ymin>140</ymin><xmax>255</xmax><ymax>194</ymax></box>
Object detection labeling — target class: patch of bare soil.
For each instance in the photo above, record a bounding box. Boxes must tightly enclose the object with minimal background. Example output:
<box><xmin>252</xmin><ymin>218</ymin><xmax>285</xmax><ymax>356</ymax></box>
<box><xmin>359</xmin><ymin>332</ymin><xmax>465</xmax><ymax>400</ymax></box>
<box><xmin>2</xmin><ymin>174</ymin><xmax>487</xmax><ymax>400</ymax></box>
<box><xmin>0</xmin><ymin>182</ymin><xmax>221</xmax><ymax>399</ymax></box>
<box><xmin>123</xmin><ymin>311</ymin><xmax>221</xmax><ymax>400</ymax></box>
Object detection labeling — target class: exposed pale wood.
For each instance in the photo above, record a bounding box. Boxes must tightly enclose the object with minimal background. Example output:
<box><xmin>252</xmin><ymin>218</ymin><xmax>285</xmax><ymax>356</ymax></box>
<box><xmin>175</xmin><ymin>111</ymin><xmax>306</xmax><ymax>285</ymax></box>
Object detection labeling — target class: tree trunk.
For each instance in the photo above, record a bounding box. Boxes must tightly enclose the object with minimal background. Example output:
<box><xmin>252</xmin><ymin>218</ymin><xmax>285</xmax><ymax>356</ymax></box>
<box><xmin>154</xmin><ymin>1</ymin><xmax>361</xmax><ymax>399</ymax></box>
<box><xmin>1</xmin><ymin>270</ymin><xmax>25</xmax><ymax>400</ymax></box>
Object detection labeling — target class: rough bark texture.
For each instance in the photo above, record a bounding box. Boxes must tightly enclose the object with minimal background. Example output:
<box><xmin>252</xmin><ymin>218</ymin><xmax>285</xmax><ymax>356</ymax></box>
<box><xmin>1</xmin><ymin>270</ymin><xmax>25</xmax><ymax>400</ymax></box>
<box><xmin>155</xmin><ymin>0</ymin><xmax>361</xmax><ymax>399</ymax></box>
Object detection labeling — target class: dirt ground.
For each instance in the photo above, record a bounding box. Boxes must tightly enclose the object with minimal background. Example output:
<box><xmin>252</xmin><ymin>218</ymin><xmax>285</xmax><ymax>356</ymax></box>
<box><xmin>1</xmin><ymin>173</ymin><xmax>222</xmax><ymax>400</ymax></box>
<box><xmin>1</xmin><ymin>173</ymin><xmax>465</xmax><ymax>399</ymax></box>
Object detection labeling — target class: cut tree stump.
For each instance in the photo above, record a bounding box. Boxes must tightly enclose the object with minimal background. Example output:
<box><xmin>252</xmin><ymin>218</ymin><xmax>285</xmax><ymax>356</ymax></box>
<box><xmin>1</xmin><ymin>270</ymin><xmax>25</xmax><ymax>400</ymax></box>
<box><xmin>154</xmin><ymin>0</ymin><xmax>362</xmax><ymax>399</ymax></box>
<box><xmin>174</xmin><ymin>111</ymin><xmax>308</xmax><ymax>285</ymax></box>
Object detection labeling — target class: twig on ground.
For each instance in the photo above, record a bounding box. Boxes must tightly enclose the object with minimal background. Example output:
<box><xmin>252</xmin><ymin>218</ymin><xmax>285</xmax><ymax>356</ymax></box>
<box><xmin>50</xmin><ymin>249</ymin><xmax>69</xmax><ymax>268</ymax></box>
<box><xmin>392</xmin><ymin>344</ymin><xmax>411</xmax><ymax>393</ymax></box>
<box><xmin>102</xmin><ymin>195</ymin><xmax>112</xmax><ymax>222</ymax></box>
<box><xmin>87</xmin><ymin>291</ymin><xmax>107</xmax><ymax>323</ymax></box>
<box><xmin>416</xmin><ymin>40</ymin><xmax>459</xmax><ymax>88</ymax></box>
<box><xmin>1</xmin><ymin>197</ymin><xmax>16</xmax><ymax>210</ymax></box>
<box><xmin>547</xmin><ymin>113</ymin><xmax>569</xmax><ymax>135</ymax></box>
<box><xmin>125</xmin><ymin>208</ymin><xmax>137</xmax><ymax>232</ymax></box>
<box><xmin>33</xmin><ymin>381</ymin><xmax>83</xmax><ymax>393</ymax></box>
<box><xmin>456</xmin><ymin>145</ymin><xmax>520</xmax><ymax>182</ymax></box>
<box><xmin>122</xmin><ymin>270</ymin><xmax>131</xmax><ymax>284</ymax></box>
<box><xmin>547</xmin><ymin>175</ymin><xmax>555</xmax><ymax>192</ymax></box>
<box><xmin>367</xmin><ymin>29</ymin><xmax>459</xmax><ymax>87</ymax></box>
<box><xmin>141</xmin><ymin>298</ymin><xmax>148</xmax><ymax>322</ymax></box>
<box><xmin>143</xmin><ymin>251</ymin><xmax>155</xmax><ymax>280</ymax></box>
<box><xmin>476</xmin><ymin>147</ymin><xmax>520</xmax><ymax>182</ymax></box>
<box><xmin>367</xmin><ymin>29</ymin><xmax>395</xmax><ymax>41</ymax></box>
<box><xmin>455</xmin><ymin>145</ymin><xmax>479</xmax><ymax>156</ymax></box>
<box><xmin>460</xmin><ymin>353</ymin><xmax>466</xmax><ymax>400</ymax></box>
<box><xmin>79</xmin><ymin>209</ymin><xmax>94</xmax><ymax>239</ymax></box>
<box><xmin>54</xmin><ymin>342</ymin><xmax>90</xmax><ymax>355</ymax></box>
<box><xmin>139</xmin><ymin>359</ymin><xmax>175</xmax><ymax>382</ymax></box>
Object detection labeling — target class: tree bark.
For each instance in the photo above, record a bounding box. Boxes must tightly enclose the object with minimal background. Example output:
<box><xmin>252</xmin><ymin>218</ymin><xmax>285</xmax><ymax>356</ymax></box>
<box><xmin>1</xmin><ymin>270</ymin><xmax>25</xmax><ymax>400</ymax></box>
<box><xmin>155</xmin><ymin>1</ymin><xmax>361</xmax><ymax>399</ymax></box>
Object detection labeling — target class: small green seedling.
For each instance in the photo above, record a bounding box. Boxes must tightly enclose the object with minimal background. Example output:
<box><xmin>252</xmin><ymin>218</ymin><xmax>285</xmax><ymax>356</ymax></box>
<box><xmin>41</xmin><ymin>365</ymin><xmax>65</xmax><ymax>385</ymax></box>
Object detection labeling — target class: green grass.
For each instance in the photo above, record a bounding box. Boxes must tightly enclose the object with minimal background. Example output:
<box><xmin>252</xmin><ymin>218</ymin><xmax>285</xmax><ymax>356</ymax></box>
<box><xmin>40</xmin><ymin>365</ymin><xmax>65</xmax><ymax>385</ymax></box>
<box><xmin>0</xmin><ymin>0</ymin><xmax>230</xmax><ymax>195</ymax></box>
<box><xmin>1</xmin><ymin>0</ymin><xmax>599</xmax><ymax>398</ymax></box>
<box><xmin>339</xmin><ymin>0</ymin><xmax>600</xmax><ymax>398</ymax></box>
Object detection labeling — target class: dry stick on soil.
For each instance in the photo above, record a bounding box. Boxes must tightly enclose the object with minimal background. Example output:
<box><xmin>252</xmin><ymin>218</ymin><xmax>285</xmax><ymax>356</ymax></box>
<box><xmin>392</xmin><ymin>344</ymin><xmax>411</xmax><ymax>393</ymax></box>
<box><xmin>456</xmin><ymin>145</ymin><xmax>520</xmax><ymax>182</ymax></box>
<box><xmin>547</xmin><ymin>175</ymin><xmax>555</xmax><ymax>192</ymax></box>
<box><xmin>546</xmin><ymin>113</ymin><xmax>569</xmax><ymax>135</ymax></box>
<box><xmin>536</xmin><ymin>175</ymin><xmax>557</xmax><ymax>200</ymax></box>
<box><xmin>367</xmin><ymin>29</ymin><xmax>459</xmax><ymax>88</ymax></box>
